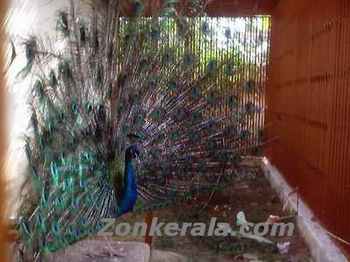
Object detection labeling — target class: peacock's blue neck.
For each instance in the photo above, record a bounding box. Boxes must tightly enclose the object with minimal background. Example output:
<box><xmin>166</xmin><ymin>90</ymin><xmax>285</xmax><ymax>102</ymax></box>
<box><xmin>117</xmin><ymin>159</ymin><xmax>138</xmax><ymax>216</ymax></box>
<box><xmin>124</xmin><ymin>159</ymin><xmax>137</xmax><ymax>190</ymax></box>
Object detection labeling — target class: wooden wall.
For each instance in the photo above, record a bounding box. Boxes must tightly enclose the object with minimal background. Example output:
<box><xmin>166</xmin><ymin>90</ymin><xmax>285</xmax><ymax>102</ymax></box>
<box><xmin>119</xmin><ymin>0</ymin><xmax>277</xmax><ymax>16</ymax></box>
<box><xmin>206</xmin><ymin>0</ymin><xmax>277</xmax><ymax>16</ymax></box>
<box><xmin>266</xmin><ymin>0</ymin><xmax>350</xmax><ymax>254</ymax></box>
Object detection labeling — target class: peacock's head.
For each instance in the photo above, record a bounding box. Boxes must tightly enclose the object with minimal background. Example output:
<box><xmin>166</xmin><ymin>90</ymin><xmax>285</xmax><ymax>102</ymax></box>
<box><xmin>127</xmin><ymin>133</ymin><xmax>142</xmax><ymax>141</ymax></box>
<box><xmin>125</xmin><ymin>144</ymin><xmax>140</xmax><ymax>162</ymax></box>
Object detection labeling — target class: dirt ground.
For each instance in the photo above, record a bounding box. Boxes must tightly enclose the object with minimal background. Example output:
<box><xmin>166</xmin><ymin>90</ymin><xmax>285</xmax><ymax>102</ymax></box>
<box><xmin>117</xmin><ymin>161</ymin><xmax>312</xmax><ymax>262</ymax></box>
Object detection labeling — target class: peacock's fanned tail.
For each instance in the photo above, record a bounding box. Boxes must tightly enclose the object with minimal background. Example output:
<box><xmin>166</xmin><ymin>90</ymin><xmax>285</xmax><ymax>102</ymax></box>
<box><xmin>18</xmin><ymin>0</ymin><xmax>264</xmax><ymax>259</ymax></box>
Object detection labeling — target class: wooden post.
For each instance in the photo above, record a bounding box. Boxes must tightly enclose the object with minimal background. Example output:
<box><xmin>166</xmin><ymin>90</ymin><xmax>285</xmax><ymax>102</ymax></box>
<box><xmin>144</xmin><ymin>211</ymin><xmax>154</xmax><ymax>247</ymax></box>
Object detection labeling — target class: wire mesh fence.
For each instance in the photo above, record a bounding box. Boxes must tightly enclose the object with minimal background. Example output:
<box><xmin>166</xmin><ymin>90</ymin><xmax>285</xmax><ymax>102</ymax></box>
<box><xmin>118</xmin><ymin>16</ymin><xmax>271</xmax><ymax>153</ymax></box>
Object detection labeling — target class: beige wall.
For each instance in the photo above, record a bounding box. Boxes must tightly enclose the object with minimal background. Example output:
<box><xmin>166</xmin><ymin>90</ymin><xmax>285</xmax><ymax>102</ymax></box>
<box><xmin>6</xmin><ymin>0</ymin><xmax>72</xmax><ymax>218</ymax></box>
<box><xmin>1</xmin><ymin>0</ymin><xmax>9</xmax><ymax>259</ymax></box>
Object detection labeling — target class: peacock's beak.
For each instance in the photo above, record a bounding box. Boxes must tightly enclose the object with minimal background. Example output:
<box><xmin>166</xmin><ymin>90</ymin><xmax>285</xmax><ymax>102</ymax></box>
<box><xmin>135</xmin><ymin>146</ymin><xmax>141</xmax><ymax>164</ymax></box>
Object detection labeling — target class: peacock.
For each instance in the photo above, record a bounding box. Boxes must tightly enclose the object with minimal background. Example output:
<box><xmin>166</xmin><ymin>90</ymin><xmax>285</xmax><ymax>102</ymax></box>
<box><xmin>15</xmin><ymin>0</ymin><xmax>265</xmax><ymax>260</ymax></box>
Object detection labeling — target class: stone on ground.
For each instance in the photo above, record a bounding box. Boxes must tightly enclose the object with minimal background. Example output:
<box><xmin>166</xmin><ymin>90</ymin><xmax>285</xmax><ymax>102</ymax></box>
<box><xmin>150</xmin><ymin>250</ymin><xmax>188</xmax><ymax>262</ymax></box>
<box><xmin>45</xmin><ymin>240</ymin><xmax>150</xmax><ymax>262</ymax></box>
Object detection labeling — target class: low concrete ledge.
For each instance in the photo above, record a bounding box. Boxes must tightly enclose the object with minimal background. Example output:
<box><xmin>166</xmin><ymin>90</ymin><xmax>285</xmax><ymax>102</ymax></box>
<box><xmin>260</xmin><ymin>157</ymin><xmax>348</xmax><ymax>262</ymax></box>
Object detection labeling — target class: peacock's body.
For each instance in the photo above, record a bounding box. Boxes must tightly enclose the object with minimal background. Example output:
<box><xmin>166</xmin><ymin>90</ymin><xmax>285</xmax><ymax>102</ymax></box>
<box><xmin>16</xmin><ymin>0</ymin><xmax>264</xmax><ymax>259</ymax></box>
<box><xmin>117</xmin><ymin>144</ymin><xmax>139</xmax><ymax>215</ymax></box>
